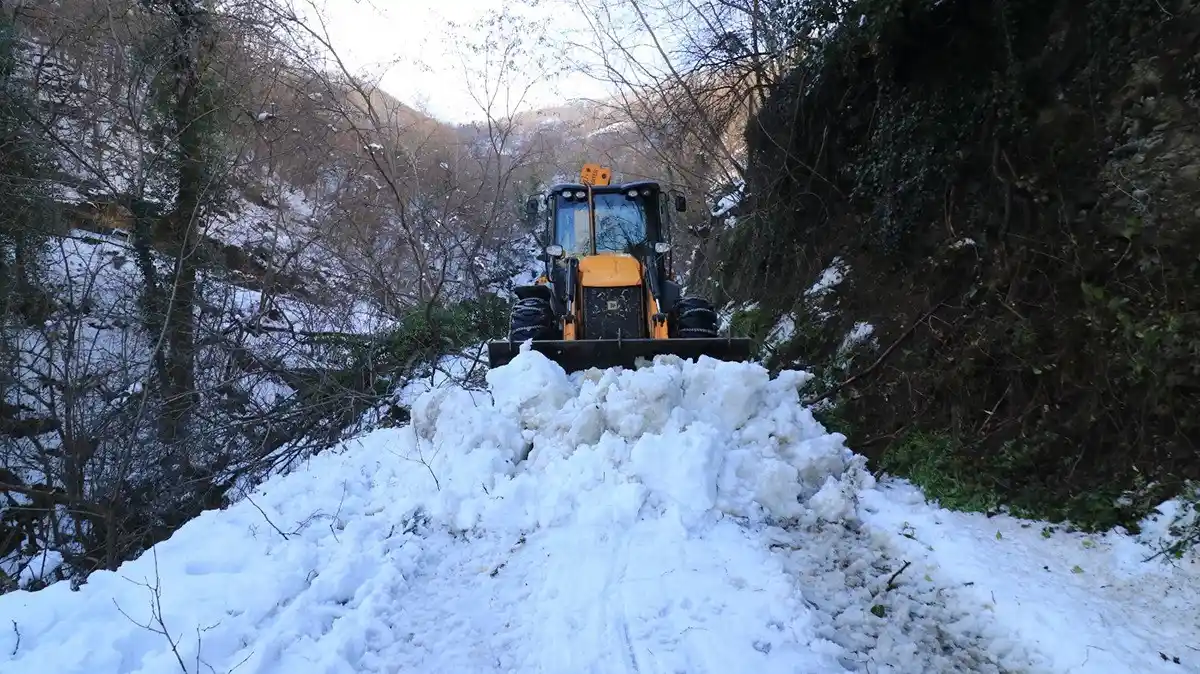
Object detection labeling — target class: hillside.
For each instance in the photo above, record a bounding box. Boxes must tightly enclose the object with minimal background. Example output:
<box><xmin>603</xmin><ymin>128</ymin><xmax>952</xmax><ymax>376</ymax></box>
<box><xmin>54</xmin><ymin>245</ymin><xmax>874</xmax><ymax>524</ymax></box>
<box><xmin>507</xmin><ymin>102</ymin><xmax>690</xmax><ymax>186</ymax></box>
<box><xmin>710</xmin><ymin>0</ymin><xmax>1200</xmax><ymax>534</ymax></box>
<box><xmin>0</xmin><ymin>0</ymin><xmax>529</xmax><ymax>592</ymax></box>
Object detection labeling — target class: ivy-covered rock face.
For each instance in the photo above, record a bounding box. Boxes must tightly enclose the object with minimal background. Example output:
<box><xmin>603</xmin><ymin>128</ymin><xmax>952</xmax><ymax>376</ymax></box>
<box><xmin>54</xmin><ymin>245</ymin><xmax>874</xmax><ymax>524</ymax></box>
<box><xmin>720</xmin><ymin>0</ymin><xmax>1200</xmax><ymax>531</ymax></box>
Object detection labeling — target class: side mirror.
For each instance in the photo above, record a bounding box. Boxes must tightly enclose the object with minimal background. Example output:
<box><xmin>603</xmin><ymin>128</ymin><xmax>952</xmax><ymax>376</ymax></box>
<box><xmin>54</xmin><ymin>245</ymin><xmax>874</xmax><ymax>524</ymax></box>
<box><xmin>537</xmin><ymin>245</ymin><xmax>564</xmax><ymax>264</ymax></box>
<box><xmin>673</xmin><ymin>193</ymin><xmax>687</xmax><ymax>212</ymax></box>
<box><xmin>525</xmin><ymin>195</ymin><xmax>539</xmax><ymax>216</ymax></box>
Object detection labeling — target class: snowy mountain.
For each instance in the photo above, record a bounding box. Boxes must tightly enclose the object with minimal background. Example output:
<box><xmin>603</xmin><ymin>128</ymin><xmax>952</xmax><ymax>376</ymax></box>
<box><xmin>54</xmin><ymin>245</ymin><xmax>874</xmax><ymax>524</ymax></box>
<box><xmin>0</xmin><ymin>349</ymin><xmax>1195</xmax><ymax>673</ymax></box>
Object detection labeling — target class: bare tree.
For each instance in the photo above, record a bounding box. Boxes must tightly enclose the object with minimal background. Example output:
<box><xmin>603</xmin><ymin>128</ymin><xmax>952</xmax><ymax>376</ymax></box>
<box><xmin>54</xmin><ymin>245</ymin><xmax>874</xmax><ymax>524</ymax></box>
<box><xmin>556</xmin><ymin>0</ymin><xmax>815</xmax><ymax>202</ymax></box>
<box><xmin>261</xmin><ymin>0</ymin><xmax>549</xmax><ymax>311</ymax></box>
<box><xmin>0</xmin><ymin>0</ymin><xmax>372</xmax><ymax>588</ymax></box>
<box><xmin>1</xmin><ymin>0</ymin><xmax>548</xmax><ymax>593</ymax></box>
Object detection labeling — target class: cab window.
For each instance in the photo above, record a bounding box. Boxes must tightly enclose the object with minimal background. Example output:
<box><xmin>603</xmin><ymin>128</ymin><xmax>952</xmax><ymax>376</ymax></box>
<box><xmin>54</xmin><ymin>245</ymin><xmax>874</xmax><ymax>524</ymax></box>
<box><xmin>553</xmin><ymin>190</ymin><xmax>652</xmax><ymax>255</ymax></box>
<box><xmin>592</xmin><ymin>193</ymin><xmax>648</xmax><ymax>253</ymax></box>
<box><xmin>554</xmin><ymin>197</ymin><xmax>592</xmax><ymax>255</ymax></box>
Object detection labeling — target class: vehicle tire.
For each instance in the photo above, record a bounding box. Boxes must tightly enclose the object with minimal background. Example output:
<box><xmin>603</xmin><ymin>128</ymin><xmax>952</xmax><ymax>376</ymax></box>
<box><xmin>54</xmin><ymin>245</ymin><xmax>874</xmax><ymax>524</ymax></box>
<box><xmin>508</xmin><ymin>297</ymin><xmax>560</xmax><ymax>341</ymax></box>
<box><xmin>670</xmin><ymin>297</ymin><xmax>719</xmax><ymax>338</ymax></box>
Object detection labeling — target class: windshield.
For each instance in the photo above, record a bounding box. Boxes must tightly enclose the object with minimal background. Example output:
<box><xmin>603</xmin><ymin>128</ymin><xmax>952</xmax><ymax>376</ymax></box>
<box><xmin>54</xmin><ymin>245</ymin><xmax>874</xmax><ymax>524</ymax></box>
<box><xmin>554</xmin><ymin>192</ymin><xmax>649</xmax><ymax>255</ymax></box>
<box><xmin>554</xmin><ymin>197</ymin><xmax>592</xmax><ymax>256</ymax></box>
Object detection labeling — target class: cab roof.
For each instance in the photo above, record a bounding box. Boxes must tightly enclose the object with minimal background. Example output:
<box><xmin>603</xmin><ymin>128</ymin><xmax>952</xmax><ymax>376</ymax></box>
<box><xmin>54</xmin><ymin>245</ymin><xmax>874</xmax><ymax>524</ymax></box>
<box><xmin>546</xmin><ymin>180</ymin><xmax>662</xmax><ymax>193</ymax></box>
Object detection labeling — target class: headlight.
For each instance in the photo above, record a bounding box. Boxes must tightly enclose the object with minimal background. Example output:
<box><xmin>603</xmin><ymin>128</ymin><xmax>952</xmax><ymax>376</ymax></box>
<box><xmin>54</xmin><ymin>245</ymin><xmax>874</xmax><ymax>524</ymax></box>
<box><xmin>574</xmin><ymin>190</ymin><xmax>586</xmax><ymax>199</ymax></box>
<box><xmin>654</xmin><ymin>242</ymin><xmax>670</xmax><ymax>253</ymax></box>
<box><xmin>546</xmin><ymin>245</ymin><xmax>564</xmax><ymax>257</ymax></box>
<box><xmin>627</xmin><ymin>189</ymin><xmax>638</xmax><ymax>198</ymax></box>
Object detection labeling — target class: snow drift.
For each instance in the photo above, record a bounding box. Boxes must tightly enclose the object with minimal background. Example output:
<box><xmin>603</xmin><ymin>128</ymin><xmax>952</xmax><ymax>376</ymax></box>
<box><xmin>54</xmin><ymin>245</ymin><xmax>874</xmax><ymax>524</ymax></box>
<box><xmin>0</xmin><ymin>348</ymin><xmax>1195</xmax><ymax>673</ymax></box>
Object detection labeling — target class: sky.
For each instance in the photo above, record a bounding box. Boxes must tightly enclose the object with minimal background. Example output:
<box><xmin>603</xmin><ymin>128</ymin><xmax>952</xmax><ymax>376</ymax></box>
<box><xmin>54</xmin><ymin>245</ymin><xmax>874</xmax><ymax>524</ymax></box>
<box><xmin>318</xmin><ymin>0</ymin><xmax>617</xmax><ymax>124</ymax></box>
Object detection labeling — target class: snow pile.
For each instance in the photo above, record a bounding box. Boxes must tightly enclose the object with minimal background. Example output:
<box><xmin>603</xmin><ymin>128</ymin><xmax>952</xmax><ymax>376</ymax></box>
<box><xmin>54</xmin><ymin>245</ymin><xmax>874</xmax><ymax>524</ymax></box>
<box><xmin>469</xmin><ymin>347</ymin><xmax>864</xmax><ymax>529</ymax></box>
<box><xmin>0</xmin><ymin>350</ymin><xmax>1196</xmax><ymax>673</ymax></box>
<box><xmin>0</xmin><ymin>351</ymin><xmax>883</xmax><ymax>673</ymax></box>
<box><xmin>1137</xmin><ymin>487</ymin><xmax>1199</xmax><ymax>556</ymax></box>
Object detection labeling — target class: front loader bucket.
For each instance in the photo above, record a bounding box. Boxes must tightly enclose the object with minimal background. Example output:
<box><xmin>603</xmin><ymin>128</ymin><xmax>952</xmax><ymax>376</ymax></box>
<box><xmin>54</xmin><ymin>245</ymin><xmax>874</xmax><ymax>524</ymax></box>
<box><xmin>486</xmin><ymin>338</ymin><xmax>754</xmax><ymax>374</ymax></box>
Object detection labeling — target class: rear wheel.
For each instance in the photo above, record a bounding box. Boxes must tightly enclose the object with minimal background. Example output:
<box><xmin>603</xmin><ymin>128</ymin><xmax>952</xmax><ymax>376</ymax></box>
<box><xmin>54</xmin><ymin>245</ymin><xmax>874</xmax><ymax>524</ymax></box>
<box><xmin>508</xmin><ymin>296</ymin><xmax>560</xmax><ymax>341</ymax></box>
<box><xmin>670</xmin><ymin>297</ymin><xmax>719</xmax><ymax>338</ymax></box>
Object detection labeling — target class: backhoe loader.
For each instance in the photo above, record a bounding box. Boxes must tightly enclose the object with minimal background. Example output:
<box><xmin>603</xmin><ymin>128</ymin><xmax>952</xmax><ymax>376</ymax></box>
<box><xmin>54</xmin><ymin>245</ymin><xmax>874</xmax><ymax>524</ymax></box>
<box><xmin>486</xmin><ymin>163</ymin><xmax>752</xmax><ymax>373</ymax></box>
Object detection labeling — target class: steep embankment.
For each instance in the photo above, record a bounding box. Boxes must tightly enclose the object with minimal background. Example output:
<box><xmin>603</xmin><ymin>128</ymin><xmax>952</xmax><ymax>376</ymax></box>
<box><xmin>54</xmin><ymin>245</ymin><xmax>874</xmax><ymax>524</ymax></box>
<box><xmin>718</xmin><ymin>0</ymin><xmax>1200</xmax><ymax>530</ymax></box>
<box><xmin>0</xmin><ymin>350</ymin><xmax>1194</xmax><ymax>673</ymax></box>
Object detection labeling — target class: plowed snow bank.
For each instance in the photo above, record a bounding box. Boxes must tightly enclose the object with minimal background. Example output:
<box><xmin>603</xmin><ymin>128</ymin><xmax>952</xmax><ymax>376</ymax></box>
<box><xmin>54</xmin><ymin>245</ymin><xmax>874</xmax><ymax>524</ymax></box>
<box><xmin>0</xmin><ymin>348</ymin><xmax>1194</xmax><ymax>674</ymax></box>
<box><xmin>0</xmin><ymin>350</ymin><xmax>883</xmax><ymax>674</ymax></box>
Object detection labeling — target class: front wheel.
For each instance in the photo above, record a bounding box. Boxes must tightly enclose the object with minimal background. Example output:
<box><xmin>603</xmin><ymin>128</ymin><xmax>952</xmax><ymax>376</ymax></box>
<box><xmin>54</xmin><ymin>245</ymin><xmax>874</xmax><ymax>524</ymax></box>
<box><xmin>669</xmin><ymin>297</ymin><xmax>719</xmax><ymax>338</ymax></box>
<box><xmin>508</xmin><ymin>296</ymin><xmax>561</xmax><ymax>341</ymax></box>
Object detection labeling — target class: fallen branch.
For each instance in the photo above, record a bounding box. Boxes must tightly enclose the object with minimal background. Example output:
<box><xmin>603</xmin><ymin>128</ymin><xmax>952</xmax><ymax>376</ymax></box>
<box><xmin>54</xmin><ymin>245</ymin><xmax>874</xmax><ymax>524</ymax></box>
<box><xmin>113</xmin><ymin>548</ymin><xmax>188</xmax><ymax>673</ymax></box>
<box><xmin>885</xmin><ymin>560</ymin><xmax>912</xmax><ymax>591</ymax></box>
<box><xmin>244</xmin><ymin>495</ymin><xmax>290</xmax><ymax>541</ymax></box>
<box><xmin>803</xmin><ymin>299</ymin><xmax>950</xmax><ymax>407</ymax></box>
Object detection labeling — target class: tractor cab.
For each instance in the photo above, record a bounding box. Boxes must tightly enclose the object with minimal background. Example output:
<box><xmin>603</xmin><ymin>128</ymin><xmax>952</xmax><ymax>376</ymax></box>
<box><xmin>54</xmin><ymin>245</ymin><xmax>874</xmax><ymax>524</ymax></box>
<box><xmin>534</xmin><ymin>180</ymin><xmax>676</xmax><ymax>283</ymax></box>
<box><xmin>527</xmin><ymin>164</ymin><xmax>684</xmax><ymax>263</ymax></box>
<box><xmin>547</xmin><ymin>181</ymin><xmax>667</xmax><ymax>257</ymax></box>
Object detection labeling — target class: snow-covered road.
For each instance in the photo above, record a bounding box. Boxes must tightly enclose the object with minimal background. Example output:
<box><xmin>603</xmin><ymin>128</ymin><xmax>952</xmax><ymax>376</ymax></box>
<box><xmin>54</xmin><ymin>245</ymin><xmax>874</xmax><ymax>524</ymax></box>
<box><xmin>0</xmin><ymin>348</ymin><xmax>1195</xmax><ymax>673</ymax></box>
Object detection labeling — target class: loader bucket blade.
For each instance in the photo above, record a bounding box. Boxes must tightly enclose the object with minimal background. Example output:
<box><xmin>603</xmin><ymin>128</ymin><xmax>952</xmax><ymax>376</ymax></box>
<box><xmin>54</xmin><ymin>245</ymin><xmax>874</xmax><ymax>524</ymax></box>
<box><xmin>486</xmin><ymin>338</ymin><xmax>754</xmax><ymax>374</ymax></box>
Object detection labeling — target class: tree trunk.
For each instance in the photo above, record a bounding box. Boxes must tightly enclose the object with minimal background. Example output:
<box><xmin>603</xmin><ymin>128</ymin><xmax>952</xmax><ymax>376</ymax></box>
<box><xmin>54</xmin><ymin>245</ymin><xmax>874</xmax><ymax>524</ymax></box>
<box><xmin>156</xmin><ymin>0</ymin><xmax>212</xmax><ymax>444</ymax></box>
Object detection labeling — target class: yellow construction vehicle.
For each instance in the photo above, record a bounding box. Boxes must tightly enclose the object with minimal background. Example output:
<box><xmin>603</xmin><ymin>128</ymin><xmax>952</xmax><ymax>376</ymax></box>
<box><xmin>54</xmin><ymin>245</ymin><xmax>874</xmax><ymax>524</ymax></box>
<box><xmin>486</xmin><ymin>163</ymin><xmax>752</xmax><ymax>373</ymax></box>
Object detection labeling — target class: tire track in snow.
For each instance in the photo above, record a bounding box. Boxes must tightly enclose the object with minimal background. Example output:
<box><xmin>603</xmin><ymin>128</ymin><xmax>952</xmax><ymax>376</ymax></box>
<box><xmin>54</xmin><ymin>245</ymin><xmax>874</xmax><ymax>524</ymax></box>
<box><xmin>760</xmin><ymin>514</ymin><xmax>1043</xmax><ymax>674</ymax></box>
<box><xmin>608</xmin><ymin>533</ymin><xmax>643</xmax><ymax>674</ymax></box>
<box><xmin>346</xmin><ymin>507</ymin><xmax>854</xmax><ymax>673</ymax></box>
<box><xmin>194</xmin><ymin>481</ymin><xmax>1047</xmax><ymax>674</ymax></box>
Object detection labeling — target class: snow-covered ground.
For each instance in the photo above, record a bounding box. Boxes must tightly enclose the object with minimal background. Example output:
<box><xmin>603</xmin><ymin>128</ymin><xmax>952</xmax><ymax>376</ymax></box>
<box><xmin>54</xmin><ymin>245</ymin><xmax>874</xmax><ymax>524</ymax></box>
<box><xmin>862</xmin><ymin>484</ymin><xmax>1199</xmax><ymax>673</ymax></box>
<box><xmin>0</xmin><ymin>349</ymin><xmax>1195</xmax><ymax>673</ymax></box>
<box><xmin>17</xmin><ymin>230</ymin><xmax>389</xmax><ymax>406</ymax></box>
<box><xmin>2</xmin><ymin>228</ymin><xmax>401</xmax><ymax>585</ymax></box>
